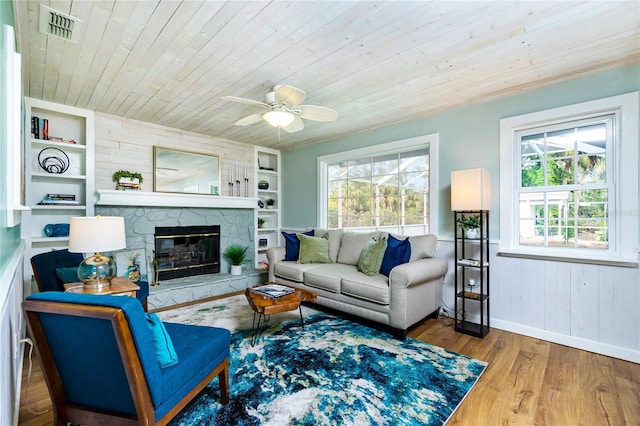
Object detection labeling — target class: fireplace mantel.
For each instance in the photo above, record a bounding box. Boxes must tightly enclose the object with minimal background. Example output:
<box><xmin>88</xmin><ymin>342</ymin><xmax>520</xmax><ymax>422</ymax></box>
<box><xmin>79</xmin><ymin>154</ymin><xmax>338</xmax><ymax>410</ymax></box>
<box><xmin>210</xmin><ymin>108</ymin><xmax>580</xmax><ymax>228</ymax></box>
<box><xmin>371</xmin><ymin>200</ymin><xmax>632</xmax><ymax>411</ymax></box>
<box><xmin>96</xmin><ymin>189</ymin><xmax>258</xmax><ymax>209</ymax></box>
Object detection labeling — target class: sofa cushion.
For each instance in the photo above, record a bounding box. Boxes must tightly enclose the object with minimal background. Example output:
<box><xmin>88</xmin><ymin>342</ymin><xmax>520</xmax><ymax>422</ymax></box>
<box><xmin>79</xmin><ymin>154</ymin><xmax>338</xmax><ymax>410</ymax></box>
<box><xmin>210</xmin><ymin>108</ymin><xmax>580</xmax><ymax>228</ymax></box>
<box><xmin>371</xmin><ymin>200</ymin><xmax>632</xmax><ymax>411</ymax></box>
<box><xmin>298</xmin><ymin>233</ymin><xmax>331</xmax><ymax>264</ymax></box>
<box><xmin>313</xmin><ymin>228</ymin><xmax>344</xmax><ymax>263</ymax></box>
<box><xmin>357</xmin><ymin>238</ymin><xmax>387</xmax><ymax>276</ymax></box>
<box><xmin>282</xmin><ymin>230</ymin><xmax>313</xmax><ymax>261</ymax></box>
<box><xmin>274</xmin><ymin>261</ymin><xmax>323</xmax><ymax>283</ymax></box>
<box><xmin>380</xmin><ymin>234</ymin><xmax>411</xmax><ymax>277</ymax></box>
<box><xmin>408</xmin><ymin>234</ymin><xmax>438</xmax><ymax>261</ymax></box>
<box><xmin>304</xmin><ymin>263</ymin><xmax>357</xmax><ymax>293</ymax></box>
<box><xmin>337</xmin><ymin>232</ymin><xmax>380</xmax><ymax>265</ymax></box>
<box><xmin>341</xmin><ymin>273</ymin><xmax>390</xmax><ymax>305</ymax></box>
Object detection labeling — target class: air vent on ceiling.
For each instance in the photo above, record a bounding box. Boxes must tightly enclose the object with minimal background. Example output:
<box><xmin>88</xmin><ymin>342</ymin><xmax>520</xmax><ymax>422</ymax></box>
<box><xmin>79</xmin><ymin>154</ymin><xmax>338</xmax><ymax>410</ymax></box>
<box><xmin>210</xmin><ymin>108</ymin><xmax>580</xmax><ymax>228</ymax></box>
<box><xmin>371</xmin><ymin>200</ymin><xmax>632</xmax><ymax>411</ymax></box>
<box><xmin>39</xmin><ymin>4</ymin><xmax>82</xmax><ymax>44</ymax></box>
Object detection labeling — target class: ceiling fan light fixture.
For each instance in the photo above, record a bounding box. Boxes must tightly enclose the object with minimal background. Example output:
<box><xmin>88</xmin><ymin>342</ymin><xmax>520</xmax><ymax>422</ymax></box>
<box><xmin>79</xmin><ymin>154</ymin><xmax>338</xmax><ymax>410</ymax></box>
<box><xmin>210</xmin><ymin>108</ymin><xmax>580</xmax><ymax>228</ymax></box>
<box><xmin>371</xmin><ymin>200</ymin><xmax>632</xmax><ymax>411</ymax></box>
<box><xmin>263</xmin><ymin>110</ymin><xmax>295</xmax><ymax>128</ymax></box>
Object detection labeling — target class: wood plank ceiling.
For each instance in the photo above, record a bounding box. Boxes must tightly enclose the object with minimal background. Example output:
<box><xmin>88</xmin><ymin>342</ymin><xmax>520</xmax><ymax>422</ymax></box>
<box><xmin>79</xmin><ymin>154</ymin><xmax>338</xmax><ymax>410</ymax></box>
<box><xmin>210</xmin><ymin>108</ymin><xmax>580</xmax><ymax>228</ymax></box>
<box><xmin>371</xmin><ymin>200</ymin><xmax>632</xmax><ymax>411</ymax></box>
<box><xmin>13</xmin><ymin>1</ymin><xmax>640</xmax><ymax>150</ymax></box>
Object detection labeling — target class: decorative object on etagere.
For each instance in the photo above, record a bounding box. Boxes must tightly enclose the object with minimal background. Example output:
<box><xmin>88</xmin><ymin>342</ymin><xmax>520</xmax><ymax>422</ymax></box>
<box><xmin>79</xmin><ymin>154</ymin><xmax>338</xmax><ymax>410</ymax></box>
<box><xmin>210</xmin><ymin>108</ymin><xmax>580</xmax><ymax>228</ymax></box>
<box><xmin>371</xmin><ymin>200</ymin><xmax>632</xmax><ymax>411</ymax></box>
<box><xmin>258</xmin><ymin>217</ymin><xmax>267</xmax><ymax>228</ymax></box>
<box><xmin>258</xmin><ymin>180</ymin><xmax>269</xmax><ymax>190</ymax></box>
<box><xmin>266</xmin><ymin>198</ymin><xmax>275</xmax><ymax>209</ymax></box>
<box><xmin>451</xmin><ymin>167</ymin><xmax>491</xmax><ymax>338</ymax></box>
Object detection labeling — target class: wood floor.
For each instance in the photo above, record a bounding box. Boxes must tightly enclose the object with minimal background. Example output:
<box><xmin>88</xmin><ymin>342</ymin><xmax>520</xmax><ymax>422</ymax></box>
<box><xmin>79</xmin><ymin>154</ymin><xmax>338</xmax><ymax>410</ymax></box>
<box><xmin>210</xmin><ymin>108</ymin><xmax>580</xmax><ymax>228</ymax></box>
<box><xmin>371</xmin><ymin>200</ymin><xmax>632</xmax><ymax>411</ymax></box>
<box><xmin>18</xmin><ymin>306</ymin><xmax>640</xmax><ymax>425</ymax></box>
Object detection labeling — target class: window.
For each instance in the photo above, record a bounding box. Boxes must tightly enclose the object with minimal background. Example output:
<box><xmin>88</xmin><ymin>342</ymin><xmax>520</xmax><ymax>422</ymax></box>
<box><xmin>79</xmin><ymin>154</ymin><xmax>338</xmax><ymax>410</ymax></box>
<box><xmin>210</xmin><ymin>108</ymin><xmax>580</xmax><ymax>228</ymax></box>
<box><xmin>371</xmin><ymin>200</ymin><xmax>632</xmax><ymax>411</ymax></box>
<box><xmin>317</xmin><ymin>134</ymin><xmax>438</xmax><ymax>236</ymax></box>
<box><xmin>500</xmin><ymin>92</ymin><xmax>638</xmax><ymax>265</ymax></box>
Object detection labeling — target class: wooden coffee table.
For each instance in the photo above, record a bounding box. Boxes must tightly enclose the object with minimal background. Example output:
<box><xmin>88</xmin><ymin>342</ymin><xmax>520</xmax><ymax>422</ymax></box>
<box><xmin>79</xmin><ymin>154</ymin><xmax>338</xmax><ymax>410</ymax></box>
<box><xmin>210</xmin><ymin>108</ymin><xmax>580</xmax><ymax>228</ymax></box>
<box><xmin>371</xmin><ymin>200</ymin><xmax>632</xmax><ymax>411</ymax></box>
<box><xmin>245</xmin><ymin>284</ymin><xmax>317</xmax><ymax>346</ymax></box>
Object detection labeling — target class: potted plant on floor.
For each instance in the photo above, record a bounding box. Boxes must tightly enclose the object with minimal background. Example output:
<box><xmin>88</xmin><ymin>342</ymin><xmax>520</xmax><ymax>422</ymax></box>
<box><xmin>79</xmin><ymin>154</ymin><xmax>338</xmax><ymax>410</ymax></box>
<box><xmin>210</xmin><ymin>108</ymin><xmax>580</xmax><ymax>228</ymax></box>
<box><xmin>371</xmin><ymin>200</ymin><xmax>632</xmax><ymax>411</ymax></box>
<box><xmin>223</xmin><ymin>244</ymin><xmax>249</xmax><ymax>275</ymax></box>
<box><xmin>457</xmin><ymin>214</ymin><xmax>481</xmax><ymax>239</ymax></box>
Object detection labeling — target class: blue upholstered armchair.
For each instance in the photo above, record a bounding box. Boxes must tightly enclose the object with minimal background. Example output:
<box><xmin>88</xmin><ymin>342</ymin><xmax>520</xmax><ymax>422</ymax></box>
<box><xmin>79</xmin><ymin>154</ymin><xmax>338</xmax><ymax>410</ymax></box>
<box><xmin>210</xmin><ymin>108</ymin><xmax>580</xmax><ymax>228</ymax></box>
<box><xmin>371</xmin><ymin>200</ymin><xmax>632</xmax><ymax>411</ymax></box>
<box><xmin>22</xmin><ymin>292</ymin><xmax>230</xmax><ymax>425</ymax></box>
<box><xmin>30</xmin><ymin>249</ymin><xmax>150</xmax><ymax>310</ymax></box>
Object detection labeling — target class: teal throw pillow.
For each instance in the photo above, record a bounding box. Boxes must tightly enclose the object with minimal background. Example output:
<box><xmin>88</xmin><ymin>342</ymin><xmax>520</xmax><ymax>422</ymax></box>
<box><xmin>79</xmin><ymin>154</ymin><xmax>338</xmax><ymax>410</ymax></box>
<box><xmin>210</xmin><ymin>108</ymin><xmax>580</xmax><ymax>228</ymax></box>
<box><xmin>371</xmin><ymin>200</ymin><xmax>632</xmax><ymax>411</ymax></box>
<box><xmin>358</xmin><ymin>237</ymin><xmax>387</xmax><ymax>276</ymax></box>
<box><xmin>145</xmin><ymin>313</ymin><xmax>179</xmax><ymax>368</ymax></box>
<box><xmin>55</xmin><ymin>267</ymin><xmax>79</xmax><ymax>284</ymax></box>
<box><xmin>297</xmin><ymin>233</ymin><xmax>331</xmax><ymax>264</ymax></box>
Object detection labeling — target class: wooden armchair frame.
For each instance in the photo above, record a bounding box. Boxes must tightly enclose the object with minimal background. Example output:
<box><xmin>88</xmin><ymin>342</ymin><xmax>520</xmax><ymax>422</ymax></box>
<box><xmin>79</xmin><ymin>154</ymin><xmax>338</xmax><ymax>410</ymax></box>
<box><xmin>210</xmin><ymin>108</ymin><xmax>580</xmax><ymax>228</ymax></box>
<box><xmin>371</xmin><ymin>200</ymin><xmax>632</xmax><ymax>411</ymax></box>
<box><xmin>23</xmin><ymin>298</ymin><xmax>229</xmax><ymax>425</ymax></box>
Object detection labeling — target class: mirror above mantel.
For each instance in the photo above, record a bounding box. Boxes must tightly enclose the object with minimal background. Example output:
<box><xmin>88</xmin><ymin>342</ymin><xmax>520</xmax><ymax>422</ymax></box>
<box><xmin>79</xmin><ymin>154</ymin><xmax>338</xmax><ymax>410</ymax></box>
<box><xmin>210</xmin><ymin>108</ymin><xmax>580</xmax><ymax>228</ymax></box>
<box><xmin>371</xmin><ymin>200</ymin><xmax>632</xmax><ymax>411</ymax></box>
<box><xmin>153</xmin><ymin>146</ymin><xmax>221</xmax><ymax>195</ymax></box>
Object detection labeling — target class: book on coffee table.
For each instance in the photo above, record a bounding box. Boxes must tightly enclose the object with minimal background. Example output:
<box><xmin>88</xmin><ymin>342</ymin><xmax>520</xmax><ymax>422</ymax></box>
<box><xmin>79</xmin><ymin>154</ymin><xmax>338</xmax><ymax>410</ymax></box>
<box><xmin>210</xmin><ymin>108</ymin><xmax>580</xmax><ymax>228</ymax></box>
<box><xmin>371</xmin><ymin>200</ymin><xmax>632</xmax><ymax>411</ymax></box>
<box><xmin>251</xmin><ymin>284</ymin><xmax>295</xmax><ymax>299</ymax></box>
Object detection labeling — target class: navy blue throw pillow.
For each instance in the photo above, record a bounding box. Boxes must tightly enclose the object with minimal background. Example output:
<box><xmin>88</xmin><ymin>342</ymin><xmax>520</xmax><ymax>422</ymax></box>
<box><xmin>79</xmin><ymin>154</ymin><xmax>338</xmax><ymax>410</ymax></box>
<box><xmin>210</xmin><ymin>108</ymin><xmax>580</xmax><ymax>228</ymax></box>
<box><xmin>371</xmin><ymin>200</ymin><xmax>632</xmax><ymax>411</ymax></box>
<box><xmin>282</xmin><ymin>230</ymin><xmax>314</xmax><ymax>261</ymax></box>
<box><xmin>380</xmin><ymin>234</ymin><xmax>411</xmax><ymax>277</ymax></box>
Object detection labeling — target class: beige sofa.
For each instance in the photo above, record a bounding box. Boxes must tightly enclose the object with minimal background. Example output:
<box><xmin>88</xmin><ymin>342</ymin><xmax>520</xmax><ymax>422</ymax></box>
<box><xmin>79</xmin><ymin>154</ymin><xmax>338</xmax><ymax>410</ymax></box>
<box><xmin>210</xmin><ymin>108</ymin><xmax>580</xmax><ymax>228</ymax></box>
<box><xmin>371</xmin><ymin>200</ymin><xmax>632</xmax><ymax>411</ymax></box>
<box><xmin>266</xmin><ymin>229</ymin><xmax>447</xmax><ymax>336</ymax></box>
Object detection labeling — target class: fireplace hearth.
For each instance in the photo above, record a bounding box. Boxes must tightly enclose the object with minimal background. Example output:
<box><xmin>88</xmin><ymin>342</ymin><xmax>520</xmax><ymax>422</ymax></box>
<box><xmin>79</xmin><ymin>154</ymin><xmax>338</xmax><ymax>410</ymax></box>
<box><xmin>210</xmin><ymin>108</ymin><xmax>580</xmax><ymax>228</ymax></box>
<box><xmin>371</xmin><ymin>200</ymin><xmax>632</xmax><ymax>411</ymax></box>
<box><xmin>154</xmin><ymin>225</ymin><xmax>220</xmax><ymax>280</ymax></box>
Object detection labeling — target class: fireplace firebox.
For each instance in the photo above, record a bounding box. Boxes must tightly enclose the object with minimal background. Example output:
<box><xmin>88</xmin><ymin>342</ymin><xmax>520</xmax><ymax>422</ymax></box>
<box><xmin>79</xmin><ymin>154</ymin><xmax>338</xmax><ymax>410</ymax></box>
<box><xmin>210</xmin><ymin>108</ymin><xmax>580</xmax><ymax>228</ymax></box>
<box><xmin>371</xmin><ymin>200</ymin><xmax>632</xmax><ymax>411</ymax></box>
<box><xmin>154</xmin><ymin>225</ymin><xmax>220</xmax><ymax>280</ymax></box>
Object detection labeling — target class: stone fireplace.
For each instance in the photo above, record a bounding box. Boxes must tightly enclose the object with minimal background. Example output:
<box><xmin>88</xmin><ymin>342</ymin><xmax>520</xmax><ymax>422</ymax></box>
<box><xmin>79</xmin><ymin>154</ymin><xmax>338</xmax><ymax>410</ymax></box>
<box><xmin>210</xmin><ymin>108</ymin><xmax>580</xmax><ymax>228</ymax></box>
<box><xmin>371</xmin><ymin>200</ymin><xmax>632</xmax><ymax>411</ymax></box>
<box><xmin>95</xmin><ymin>190</ymin><xmax>267</xmax><ymax>309</ymax></box>
<box><xmin>154</xmin><ymin>225</ymin><xmax>220</xmax><ymax>280</ymax></box>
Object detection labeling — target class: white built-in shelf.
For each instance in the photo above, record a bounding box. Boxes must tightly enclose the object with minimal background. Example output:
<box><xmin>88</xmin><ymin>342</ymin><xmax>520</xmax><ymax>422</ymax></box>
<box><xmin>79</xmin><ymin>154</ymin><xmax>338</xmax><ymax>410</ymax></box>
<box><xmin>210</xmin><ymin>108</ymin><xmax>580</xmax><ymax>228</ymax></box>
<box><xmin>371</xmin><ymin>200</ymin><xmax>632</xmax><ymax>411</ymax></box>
<box><xmin>30</xmin><ymin>205</ymin><xmax>86</xmax><ymax>210</ymax></box>
<box><xmin>31</xmin><ymin>139</ymin><xmax>86</xmax><ymax>151</ymax></box>
<box><xmin>32</xmin><ymin>237</ymin><xmax>69</xmax><ymax>243</ymax></box>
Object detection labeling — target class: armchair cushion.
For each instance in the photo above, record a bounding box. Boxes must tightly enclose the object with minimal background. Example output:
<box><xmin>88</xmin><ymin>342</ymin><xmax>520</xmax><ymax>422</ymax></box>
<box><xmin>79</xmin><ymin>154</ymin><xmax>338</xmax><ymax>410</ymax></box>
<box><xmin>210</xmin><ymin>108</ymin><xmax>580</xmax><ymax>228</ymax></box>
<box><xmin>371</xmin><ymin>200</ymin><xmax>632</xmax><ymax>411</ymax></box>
<box><xmin>55</xmin><ymin>267</ymin><xmax>79</xmax><ymax>283</ymax></box>
<box><xmin>146</xmin><ymin>313</ymin><xmax>179</xmax><ymax>368</ymax></box>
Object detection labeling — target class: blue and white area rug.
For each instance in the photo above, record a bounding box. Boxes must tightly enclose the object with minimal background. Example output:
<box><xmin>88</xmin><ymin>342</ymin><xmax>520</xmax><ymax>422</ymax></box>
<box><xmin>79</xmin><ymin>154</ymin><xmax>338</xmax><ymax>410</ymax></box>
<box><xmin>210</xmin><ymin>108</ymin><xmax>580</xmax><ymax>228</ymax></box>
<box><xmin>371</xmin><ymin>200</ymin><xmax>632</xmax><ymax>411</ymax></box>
<box><xmin>160</xmin><ymin>296</ymin><xmax>487</xmax><ymax>425</ymax></box>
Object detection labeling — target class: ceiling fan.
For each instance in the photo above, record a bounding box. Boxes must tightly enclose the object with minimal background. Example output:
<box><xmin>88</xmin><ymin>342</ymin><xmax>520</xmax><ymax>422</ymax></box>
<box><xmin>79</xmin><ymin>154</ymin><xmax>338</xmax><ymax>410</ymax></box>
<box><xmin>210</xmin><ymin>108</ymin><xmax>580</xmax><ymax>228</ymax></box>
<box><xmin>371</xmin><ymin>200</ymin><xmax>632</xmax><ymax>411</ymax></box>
<box><xmin>222</xmin><ymin>85</ymin><xmax>337</xmax><ymax>133</ymax></box>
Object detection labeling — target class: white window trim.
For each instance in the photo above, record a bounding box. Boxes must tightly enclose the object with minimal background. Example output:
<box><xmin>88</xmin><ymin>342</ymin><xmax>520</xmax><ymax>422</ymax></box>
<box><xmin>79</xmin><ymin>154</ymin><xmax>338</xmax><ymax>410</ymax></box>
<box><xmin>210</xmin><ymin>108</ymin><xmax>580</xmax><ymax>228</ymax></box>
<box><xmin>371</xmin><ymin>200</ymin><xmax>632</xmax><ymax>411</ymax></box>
<box><xmin>317</xmin><ymin>133</ymin><xmax>439</xmax><ymax>234</ymax></box>
<box><xmin>499</xmin><ymin>92</ymin><xmax>639</xmax><ymax>266</ymax></box>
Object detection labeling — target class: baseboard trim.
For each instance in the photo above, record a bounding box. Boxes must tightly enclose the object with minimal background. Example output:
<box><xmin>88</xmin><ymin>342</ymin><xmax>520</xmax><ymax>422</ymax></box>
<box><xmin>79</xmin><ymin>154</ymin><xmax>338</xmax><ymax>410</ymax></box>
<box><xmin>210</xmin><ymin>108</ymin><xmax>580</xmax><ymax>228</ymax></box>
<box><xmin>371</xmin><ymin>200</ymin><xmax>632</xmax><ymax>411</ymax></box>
<box><xmin>491</xmin><ymin>318</ymin><xmax>639</xmax><ymax>364</ymax></box>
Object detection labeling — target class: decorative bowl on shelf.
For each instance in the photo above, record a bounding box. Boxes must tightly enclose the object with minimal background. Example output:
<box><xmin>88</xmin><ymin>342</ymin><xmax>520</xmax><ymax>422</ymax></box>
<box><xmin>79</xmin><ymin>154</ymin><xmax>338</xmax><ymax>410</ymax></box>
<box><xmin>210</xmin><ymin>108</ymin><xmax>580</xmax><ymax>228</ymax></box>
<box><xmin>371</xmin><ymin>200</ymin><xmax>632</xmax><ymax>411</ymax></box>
<box><xmin>258</xmin><ymin>180</ymin><xmax>269</xmax><ymax>190</ymax></box>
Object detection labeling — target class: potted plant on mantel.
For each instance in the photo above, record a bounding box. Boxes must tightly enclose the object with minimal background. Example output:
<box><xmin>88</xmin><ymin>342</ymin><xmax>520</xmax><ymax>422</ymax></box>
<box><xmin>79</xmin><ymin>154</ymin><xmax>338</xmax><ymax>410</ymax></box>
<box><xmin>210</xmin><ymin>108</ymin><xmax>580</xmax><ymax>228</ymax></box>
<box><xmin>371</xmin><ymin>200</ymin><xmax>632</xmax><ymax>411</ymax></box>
<box><xmin>223</xmin><ymin>244</ymin><xmax>249</xmax><ymax>275</ymax></box>
<box><xmin>457</xmin><ymin>214</ymin><xmax>481</xmax><ymax>239</ymax></box>
<box><xmin>112</xmin><ymin>170</ymin><xmax>143</xmax><ymax>191</ymax></box>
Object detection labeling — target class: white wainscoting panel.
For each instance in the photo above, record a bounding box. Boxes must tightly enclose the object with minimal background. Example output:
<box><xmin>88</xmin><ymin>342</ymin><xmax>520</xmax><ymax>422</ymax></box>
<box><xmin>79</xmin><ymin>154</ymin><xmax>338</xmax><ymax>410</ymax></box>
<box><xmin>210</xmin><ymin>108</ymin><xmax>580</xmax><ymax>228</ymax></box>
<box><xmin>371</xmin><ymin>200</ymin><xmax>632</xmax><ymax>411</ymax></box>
<box><xmin>0</xmin><ymin>242</ymin><xmax>25</xmax><ymax>426</ymax></box>
<box><xmin>434</xmin><ymin>239</ymin><xmax>639</xmax><ymax>363</ymax></box>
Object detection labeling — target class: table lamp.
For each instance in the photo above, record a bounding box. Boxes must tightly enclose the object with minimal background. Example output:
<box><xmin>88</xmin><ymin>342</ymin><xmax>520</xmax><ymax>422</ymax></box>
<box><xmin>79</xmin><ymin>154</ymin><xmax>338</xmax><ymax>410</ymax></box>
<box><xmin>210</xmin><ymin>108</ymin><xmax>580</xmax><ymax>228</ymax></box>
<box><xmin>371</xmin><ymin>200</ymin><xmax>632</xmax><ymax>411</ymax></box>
<box><xmin>68</xmin><ymin>215</ymin><xmax>126</xmax><ymax>289</ymax></box>
<box><xmin>450</xmin><ymin>168</ymin><xmax>491</xmax><ymax>211</ymax></box>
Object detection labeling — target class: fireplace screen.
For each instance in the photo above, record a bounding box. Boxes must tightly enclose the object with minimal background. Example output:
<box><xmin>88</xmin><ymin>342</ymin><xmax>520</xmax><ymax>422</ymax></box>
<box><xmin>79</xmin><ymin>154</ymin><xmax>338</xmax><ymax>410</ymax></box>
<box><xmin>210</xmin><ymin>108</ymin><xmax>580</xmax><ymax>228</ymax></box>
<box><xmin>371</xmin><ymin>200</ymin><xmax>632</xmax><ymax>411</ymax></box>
<box><xmin>154</xmin><ymin>225</ymin><xmax>220</xmax><ymax>280</ymax></box>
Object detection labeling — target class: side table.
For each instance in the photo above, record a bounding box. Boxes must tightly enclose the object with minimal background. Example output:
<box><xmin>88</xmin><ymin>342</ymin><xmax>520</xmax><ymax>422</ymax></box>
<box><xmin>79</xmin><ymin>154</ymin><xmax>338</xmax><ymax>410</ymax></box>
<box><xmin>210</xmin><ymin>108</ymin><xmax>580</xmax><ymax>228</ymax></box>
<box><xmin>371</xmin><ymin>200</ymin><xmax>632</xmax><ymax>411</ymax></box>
<box><xmin>64</xmin><ymin>276</ymin><xmax>140</xmax><ymax>297</ymax></box>
<box><xmin>245</xmin><ymin>284</ymin><xmax>317</xmax><ymax>346</ymax></box>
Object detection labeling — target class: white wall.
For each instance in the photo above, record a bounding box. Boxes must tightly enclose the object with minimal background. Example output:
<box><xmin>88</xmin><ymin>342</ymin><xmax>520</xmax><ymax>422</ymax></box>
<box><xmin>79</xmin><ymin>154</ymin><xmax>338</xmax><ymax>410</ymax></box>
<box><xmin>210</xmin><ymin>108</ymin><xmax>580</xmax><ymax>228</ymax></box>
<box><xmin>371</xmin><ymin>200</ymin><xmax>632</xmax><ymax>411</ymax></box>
<box><xmin>94</xmin><ymin>112</ymin><xmax>256</xmax><ymax>193</ymax></box>
<box><xmin>435</xmin><ymin>240</ymin><xmax>640</xmax><ymax>363</ymax></box>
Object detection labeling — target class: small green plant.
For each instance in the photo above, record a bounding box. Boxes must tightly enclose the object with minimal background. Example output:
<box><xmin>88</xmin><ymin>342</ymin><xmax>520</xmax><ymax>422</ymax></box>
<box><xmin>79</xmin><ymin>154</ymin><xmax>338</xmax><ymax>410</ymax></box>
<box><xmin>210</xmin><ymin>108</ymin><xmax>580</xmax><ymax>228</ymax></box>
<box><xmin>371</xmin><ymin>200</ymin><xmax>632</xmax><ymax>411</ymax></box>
<box><xmin>258</xmin><ymin>217</ymin><xmax>267</xmax><ymax>227</ymax></box>
<box><xmin>112</xmin><ymin>170</ymin><xmax>143</xmax><ymax>183</ymax></box>
<box><xmin>266</xmin><ymin>198</ymin><xmax>275</xmax><ymax>206</ymax></box>
<box><xmin>223</xmin><ymin>244</ymin><xmax>249</xmax><ymax>266</ymax></box>
<box><xmin>457</xmin><ymin>214</ymin><xmax>481</xmax><ymax>230</ymax></box>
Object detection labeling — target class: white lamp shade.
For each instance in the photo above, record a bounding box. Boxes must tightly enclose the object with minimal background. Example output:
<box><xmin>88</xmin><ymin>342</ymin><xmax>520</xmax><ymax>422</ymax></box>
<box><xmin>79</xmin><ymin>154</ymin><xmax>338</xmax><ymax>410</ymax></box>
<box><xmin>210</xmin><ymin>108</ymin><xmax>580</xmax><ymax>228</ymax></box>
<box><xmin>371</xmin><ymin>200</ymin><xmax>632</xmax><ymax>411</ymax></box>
<box><xmin>68</xmin><ymin>216</ymin><xmax>127</xmax><ymax>253</ymax></box>
<box><xmin>263</xmin><ymin>110</ymin><xmax>295</xmax><ymax>127</ymax></box>
<box><xmin>451</xmin><ymin>168</ymin><xmax>491</xmax><ymax>211</ymax></box>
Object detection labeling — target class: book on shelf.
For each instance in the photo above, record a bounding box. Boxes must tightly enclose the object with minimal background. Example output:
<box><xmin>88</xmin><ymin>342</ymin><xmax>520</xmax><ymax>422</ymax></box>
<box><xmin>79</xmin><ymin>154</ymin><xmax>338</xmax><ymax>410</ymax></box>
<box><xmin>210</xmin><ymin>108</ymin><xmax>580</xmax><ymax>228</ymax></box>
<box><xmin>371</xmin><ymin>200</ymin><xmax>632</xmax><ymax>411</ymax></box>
<box><xmin>45</xmin><ymin>193</ymin><xmax>76</xmax><ymax>200</ymax></box>
<box><xmin>38</xmin><ymin>200</ymin><xmax>80</xmax><ymax>206</ymax></box>
<box><xmin>251</xmin><ymin>284</ymin><xmax>295</xmax><ymax>299</ymax></box>
<box><xmin>457</xmin><ymin>258</ymin><xmax>489</xmax><ymax>267</ymax></box>
<box><xmin>48</xmin><ymin>136</ymin><xmax>77</xmax><ymax>144</ymax></box>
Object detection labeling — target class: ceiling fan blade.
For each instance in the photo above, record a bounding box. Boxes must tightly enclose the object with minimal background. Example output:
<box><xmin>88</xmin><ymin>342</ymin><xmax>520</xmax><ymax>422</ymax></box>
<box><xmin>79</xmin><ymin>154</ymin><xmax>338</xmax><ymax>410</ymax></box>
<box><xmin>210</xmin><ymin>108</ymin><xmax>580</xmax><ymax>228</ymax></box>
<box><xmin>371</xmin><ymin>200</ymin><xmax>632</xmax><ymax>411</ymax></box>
<box><xmin>282</xmin><ymin>116</ymin><xmax>304</xmax><ymax>133</ymax></box>
<box><xmin>222</xmin><ymin>96</ymin><xmax>270</xmax><ymax>108</ymax></box>
<box><xmin>234</xmin><ymin>113</ymin><xmax>264</xmax><ymax>126</ymax></box>
<box><xmin>274</xmin><ymin>85</ymin><xmax>306</xmax><ymax>106</ymax></box>
<box><xmin>296</xmin><ymin>105</ymin><xmax>337</xmax><ymax>122</ymax></box>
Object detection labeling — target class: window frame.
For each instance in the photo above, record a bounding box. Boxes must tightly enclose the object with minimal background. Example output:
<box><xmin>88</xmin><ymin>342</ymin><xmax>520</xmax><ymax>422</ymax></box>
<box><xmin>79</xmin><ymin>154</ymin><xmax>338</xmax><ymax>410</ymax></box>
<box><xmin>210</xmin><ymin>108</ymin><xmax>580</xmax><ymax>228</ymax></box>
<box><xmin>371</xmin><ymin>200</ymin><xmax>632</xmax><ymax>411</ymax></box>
<box><xmin>317</xmin><ymin>134</ymin><xmax>439</xmax><ymax>234</ymax></box>
<box><xmin>499</xmin><ymin>92</ymin><xmax>638</xmax><ymax>266</ymax></box>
